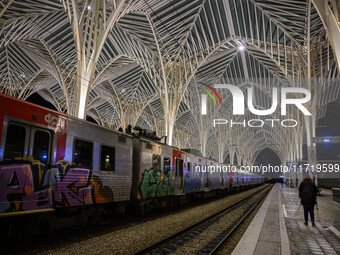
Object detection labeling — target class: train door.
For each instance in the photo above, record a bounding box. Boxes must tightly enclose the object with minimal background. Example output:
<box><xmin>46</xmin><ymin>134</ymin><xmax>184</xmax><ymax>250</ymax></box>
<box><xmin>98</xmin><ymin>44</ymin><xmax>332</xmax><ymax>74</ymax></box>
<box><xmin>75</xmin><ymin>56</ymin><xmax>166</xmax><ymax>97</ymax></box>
<box><xmin>3</xmin><ymin>122</ymin><xmax>52</xmax><ymax>166</ymax></box>
<box><xmin>198</xmin><ymin>158</ymin><xmax>204</xmax><ymax>190</ymax></box>
<box><xmin>2</xmin><ymin>122</ymin><xmax>30</xmax><ymax>161</ymax></box>
<box><xmin>228</xmin><ymin>167</ymin><xmax>233</xmax><ymax>189</ymax></box>
<box><xmin>29</xmin><ymin>127</ymin><xmax>52</xmax><ymax>166</ymax></box>
<box><xmin>29</xmin><ymin>126</ymin><xmax>52</xmax><ymax>190</ymax></box>
<box><xmin>1</xmin><ymin>121</ymin><xmax>53</xmax><ymax>213</ymax></box>
<box><xmin>203</xmin><ymin>159</ymin><xmax>210</xmax><ymax>189</ymax></box>
<box><xmin>175</xmin><ymin>158</ymin><xmax>184</xmax><ymax>191</ymax></box>
<box><xmin>173</xmin><ymin>149</ymin><xmax>186</xmax><ymax>194</ymax></box>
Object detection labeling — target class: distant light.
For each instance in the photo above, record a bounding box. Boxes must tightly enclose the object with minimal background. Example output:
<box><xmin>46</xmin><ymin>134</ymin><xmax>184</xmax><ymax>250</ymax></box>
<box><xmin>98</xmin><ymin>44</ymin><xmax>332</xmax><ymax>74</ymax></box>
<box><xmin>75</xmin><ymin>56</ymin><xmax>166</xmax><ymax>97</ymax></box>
<box><xmin>279</xmin><ymin>175</ymin><xmax>285</xmax><ymax>178</ymax></box>
<box><xmin>323</xmin><ymin>138</ymin><xmax>330</xmax><ymax>143</ymax></box>
<box><xmin>42</xmin><ymin>155</ymin><xmax>47</xmax><ymax>159</ymax></box>
<box><xmin>20</xmin><ymin>73</ymin><xmax>26</xmax><ymax>78</ymax></box>
<box><xmin>121</xmin><ymin>89</ymin><xmax>126</xmax><ymax>93</ymax></box>
<box><xmin>238</xmin><ymin>45</ymin><xmax>245</xmax><ymax>51</ymax></box>
<box><xmin>87</xmin><ymin>5</ymin><xmax>91</xmax><ymax>10</ymax></box>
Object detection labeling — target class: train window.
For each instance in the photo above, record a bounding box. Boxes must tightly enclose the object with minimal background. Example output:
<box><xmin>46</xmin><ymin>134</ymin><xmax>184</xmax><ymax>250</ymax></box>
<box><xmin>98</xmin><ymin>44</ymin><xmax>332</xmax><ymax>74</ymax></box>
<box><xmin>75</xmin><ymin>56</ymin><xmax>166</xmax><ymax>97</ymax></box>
<box><xmin>4</xmin><ymin>124</ymin><xmax>26</xmax><ymax>160</ymax></box>
<box><xmin>100</xmin><ymin>145</ymin><xmax>115</xmax><ymax>172</ymax></box>
<box><xmin>73</xmin><ymin>139</ymin><xmax>93</xmax><ymax>169</ymax></box>
<box><xmin>152</xmin><ymin>155</ymin><xmax>161</xmax><ymax>171</ymax></box>
<box><xmin>164</xmin><ymin>158</ymin><xmax>171</xmax><ymax>175</ymax></box>
<box><xmin>187</xmin><ymin>162</ymin><xmax>191</xmax><ymax>173</ymax></box>
<box><xmin>32</xmin><ymin>130</ymin><xmax>50</xmax><ymax>165</ymax></box>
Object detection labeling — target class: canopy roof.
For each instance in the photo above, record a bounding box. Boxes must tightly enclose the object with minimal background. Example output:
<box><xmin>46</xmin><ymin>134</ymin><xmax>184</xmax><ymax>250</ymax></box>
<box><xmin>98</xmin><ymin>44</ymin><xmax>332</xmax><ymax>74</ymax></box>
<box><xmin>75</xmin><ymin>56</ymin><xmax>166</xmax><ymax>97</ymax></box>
<box><xmin>1</xmin><ymin>0</ymin><xmax>339</xmax><ymax>164</ymax></box>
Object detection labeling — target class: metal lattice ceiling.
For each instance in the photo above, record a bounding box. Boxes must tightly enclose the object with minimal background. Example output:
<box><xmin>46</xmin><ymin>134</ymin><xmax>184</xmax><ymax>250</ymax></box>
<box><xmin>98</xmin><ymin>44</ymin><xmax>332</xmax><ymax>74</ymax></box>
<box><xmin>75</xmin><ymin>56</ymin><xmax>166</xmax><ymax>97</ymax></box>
<box><xmin>1</xmin><ymin>0</ymin><xmax>340</xmax><ymax>164</ymax></box>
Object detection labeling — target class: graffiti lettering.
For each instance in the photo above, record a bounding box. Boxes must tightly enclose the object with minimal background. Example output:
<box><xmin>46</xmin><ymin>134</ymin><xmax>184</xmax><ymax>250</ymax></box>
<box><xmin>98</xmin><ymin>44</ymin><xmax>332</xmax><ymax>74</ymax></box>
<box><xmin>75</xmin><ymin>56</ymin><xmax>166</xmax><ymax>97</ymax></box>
<box><xmin>44</xmin><ymin>113</ymin><xmax>67</xmax><ymax>133</ymax></box>
<box><xmin>139</xmin><ymin>169</ymin><xmax>175</xmax><ymax>200</ymax></box>
<box><xmin>183</xmin><ymin>175</ymin><xmax>201</xmax><ymax>193</ymax></box>
<box><xmin>53</xmin><ymin>161</ymin><xmax>114</xmax><ymax>207</ymax></box>
<box><xmin>0</xmin><ymin>160</ymin><xmax>115</xmax><ymax>214</ymax></box>
<box><xmin>0</xmin><ymin>164</ymin><xmax>50</xmax><ymax>213</ymax></box>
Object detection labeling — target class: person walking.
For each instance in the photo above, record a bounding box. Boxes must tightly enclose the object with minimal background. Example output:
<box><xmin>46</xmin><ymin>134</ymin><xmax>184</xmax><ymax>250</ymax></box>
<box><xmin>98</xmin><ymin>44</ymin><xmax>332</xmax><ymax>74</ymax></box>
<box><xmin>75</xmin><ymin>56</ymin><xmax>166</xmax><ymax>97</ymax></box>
<box><xmin>298</xmin><ymin>174</ymin><xmax>318</xmax><ymax>227</ymax></box>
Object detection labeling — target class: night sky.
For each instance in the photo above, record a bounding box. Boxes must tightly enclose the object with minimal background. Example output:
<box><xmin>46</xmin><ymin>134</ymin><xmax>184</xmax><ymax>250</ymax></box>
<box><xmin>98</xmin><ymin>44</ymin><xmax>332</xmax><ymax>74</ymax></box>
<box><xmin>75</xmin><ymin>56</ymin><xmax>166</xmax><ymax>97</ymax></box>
<box><xmin>316</xmin><ymin>96</ymin><xmax>340</xmax><ymax>160</ymax></box>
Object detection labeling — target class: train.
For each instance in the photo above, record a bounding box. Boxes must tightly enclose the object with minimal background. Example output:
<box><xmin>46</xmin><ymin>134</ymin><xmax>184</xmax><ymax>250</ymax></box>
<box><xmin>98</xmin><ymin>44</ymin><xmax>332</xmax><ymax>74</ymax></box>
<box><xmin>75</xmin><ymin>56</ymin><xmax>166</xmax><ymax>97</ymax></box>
<box><xmin>0</xmin><ymin>93</ymin><xmax>265</xmax><ymax>224</ymax></box>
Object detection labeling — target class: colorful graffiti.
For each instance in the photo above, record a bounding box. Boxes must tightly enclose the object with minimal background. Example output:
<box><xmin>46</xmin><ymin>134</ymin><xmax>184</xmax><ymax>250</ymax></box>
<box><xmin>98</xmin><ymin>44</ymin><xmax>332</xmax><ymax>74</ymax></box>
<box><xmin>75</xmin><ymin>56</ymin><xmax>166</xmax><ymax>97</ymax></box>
<box><xmin>209</xmin><ymin>179</ymin><xmax>221</xmax><ymax>190</ymax></box>
<box><xmin>138</xmin><ymin>169</ymin><xmax>175</xmax><ymax>200</ymax></box>
<box><xmin>0</xmin><ymin>162</ymin><xmax>51</xmax><ymax>213</ymax></box>
<box><xmin>0</xmin><ymin>160</ymin><xmax>115</xmax><ymax>214</ymax></box>
<box><xmin>53</xmin><ymin>161</ymin><xmax>114</xmax><ymax>207</ymax></box>
<box><xmin>183</xmin><ymin>175</ymin><xmax>201</xmax><ymax>193</ymax></box>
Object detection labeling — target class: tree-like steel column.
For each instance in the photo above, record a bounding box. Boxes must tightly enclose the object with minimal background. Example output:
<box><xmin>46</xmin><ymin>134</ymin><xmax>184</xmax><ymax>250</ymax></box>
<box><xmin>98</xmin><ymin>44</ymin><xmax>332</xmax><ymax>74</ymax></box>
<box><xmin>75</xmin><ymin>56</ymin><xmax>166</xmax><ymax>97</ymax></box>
<box><xmin>313</xmin><ymin>0</ymin><xmax>340</xmax><ymax>72</ymax></box>
<box><xmin>61</xmin><ymin>0</ymin><xmax>129</xmax><ymax>119</ymax></box>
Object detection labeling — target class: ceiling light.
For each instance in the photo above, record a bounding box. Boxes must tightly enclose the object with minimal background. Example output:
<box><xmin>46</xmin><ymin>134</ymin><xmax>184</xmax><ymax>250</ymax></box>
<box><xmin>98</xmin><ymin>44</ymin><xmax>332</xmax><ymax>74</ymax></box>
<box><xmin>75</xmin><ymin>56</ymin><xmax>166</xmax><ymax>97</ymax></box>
<box><xmin>238</xmin><ymin>45</ymin><xmax>245</xmax><ymax>51</ymax></box>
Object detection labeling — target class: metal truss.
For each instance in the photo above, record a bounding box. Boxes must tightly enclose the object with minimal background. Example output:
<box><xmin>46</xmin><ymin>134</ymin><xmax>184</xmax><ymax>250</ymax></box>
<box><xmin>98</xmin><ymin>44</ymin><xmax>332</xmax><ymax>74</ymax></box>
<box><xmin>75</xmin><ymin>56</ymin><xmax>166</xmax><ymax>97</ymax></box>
<box><xmin>1</xmin><ymin>0</ymin><xmax>340</xmax><ymax>165</ymax></box>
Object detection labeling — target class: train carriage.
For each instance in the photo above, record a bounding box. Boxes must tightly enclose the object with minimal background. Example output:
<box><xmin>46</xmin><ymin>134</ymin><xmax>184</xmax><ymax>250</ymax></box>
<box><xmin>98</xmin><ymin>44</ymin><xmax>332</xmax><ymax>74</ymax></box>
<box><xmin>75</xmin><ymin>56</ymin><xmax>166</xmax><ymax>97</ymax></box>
<box><xmin>0</xmin><ymin>94</ymin><xmax>66</xmax><ymax>215</ymax></box>
<box><xmin>132</xmin><ymin>137</ymin><xmax>176</xmax><ymax>201</ymax></box>
<box><xmin>0</xmin><ymin>94</ymin><xmax>133</xmax><ymax>216</ymax></box>
<box><xmin>0</xmin><ymin>93</ymin><xmax>265</xmax><ymax>221</ymax></box>
<box><xmin>57</xmin><ymin>117</ymin><xmax>133</xmax><ymax>206</ymax></box>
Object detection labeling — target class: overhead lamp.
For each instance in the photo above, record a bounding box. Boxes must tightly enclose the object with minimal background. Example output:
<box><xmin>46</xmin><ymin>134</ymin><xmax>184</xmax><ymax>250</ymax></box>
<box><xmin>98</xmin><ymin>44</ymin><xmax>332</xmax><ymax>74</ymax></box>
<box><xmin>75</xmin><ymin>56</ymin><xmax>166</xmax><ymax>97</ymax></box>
<box><xmin>238</xmin><ymin>45</ymin><xmax>245</xmax><ymax>51</ymax></box>
<box><xmin>322</xmin><ymin>138</ymin><xmax>330</xmax><ymax>143</ymax></box>
<box><xmin>87</xmin><ymin>5</ymin><xmax>91</xmax><ymax>10</ymax></box>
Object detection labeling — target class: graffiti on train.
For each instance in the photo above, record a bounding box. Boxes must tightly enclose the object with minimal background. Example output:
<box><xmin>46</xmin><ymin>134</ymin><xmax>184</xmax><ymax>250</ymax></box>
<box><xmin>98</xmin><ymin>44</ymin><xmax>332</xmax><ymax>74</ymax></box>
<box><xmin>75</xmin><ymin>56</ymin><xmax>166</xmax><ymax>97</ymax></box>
<box><xmin>183</xmin><ymin>174</ymin><xmax>201</xmax><ymax>193</ymax></box>
<box><xmin>0</xmin><ymin>162</ymin><xmax>51</xmax><ymax>213</ymax></box>
<box><xmin>0</xmin><ymin>160</ymin><xmax>114</xmax><ymax>213</ymax></box>
<box><xmin>138</xmin><ymin>169</ymin><xmax>175</xmax><ymax>200</ymax></box>
<box><xmin>53</xmin><ymin>161</ymin><xmax>114</xmax><ymax>207</ymax></box>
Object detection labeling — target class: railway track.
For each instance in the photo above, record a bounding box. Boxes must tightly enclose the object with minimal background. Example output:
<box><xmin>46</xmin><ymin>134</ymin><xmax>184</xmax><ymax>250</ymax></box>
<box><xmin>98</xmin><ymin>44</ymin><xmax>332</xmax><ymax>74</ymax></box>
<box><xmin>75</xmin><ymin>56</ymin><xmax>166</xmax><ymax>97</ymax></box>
<box><xmin>132</xmin><ymin>184</ymin><xmax>272</xmax><ymax>255</ymax></box>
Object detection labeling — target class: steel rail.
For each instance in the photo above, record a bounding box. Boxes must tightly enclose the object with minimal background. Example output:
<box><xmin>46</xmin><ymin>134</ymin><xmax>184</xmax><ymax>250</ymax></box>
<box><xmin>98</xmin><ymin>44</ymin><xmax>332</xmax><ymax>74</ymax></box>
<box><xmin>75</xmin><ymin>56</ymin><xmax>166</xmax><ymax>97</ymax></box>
<box><xmin>207</xmin><ymin>186</ymin><xmax>272</xmax><ymax>254</ymax></box>
<box><xmin>131</xmin><ymin>184</ymin><xmax>272</xmax><ymax>255</ymax></box>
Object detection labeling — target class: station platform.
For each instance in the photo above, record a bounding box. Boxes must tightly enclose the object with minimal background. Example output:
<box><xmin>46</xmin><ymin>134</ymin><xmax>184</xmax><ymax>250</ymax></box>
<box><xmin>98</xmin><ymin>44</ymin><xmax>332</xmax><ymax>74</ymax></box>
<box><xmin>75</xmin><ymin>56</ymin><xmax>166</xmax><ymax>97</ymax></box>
<box><xmin>232</xmin><ymin>183</ymin><xmax>340</xmax><ymax>255</ymax></box>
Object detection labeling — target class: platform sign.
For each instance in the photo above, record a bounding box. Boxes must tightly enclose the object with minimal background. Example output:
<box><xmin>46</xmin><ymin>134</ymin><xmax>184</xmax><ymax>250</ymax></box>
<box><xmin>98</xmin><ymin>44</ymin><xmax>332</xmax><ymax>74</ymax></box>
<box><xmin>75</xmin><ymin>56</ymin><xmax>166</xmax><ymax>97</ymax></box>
<box><xmin>313</xmin><ymin>136</ymin><xmax>340</xmax><ymax>144</ymax></box>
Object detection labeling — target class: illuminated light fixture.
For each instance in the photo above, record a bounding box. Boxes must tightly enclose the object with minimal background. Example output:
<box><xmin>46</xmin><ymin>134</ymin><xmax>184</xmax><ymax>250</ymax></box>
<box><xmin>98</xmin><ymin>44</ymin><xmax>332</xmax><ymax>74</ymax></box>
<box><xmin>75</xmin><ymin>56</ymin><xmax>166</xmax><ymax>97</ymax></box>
<box><xmin>323</xmin><ymin>138</ymin><xmax>330</xmax><ymax>143</ymax></box>
<box><xmin>238</xmin><ymin>45</ymin><xmax>245</xmax><ymax>51</ymax></box>
<box><xmin>87</xmin><ymin>5</ymin><xmax>91</xmax><ymax>10</ymax></box>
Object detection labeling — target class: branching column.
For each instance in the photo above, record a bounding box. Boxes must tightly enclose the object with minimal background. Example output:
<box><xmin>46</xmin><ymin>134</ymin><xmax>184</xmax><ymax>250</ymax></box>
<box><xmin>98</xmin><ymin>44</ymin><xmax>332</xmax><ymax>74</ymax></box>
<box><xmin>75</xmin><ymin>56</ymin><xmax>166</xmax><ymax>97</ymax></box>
<box><xmin>313</xmin><ymin>0</ymin><xmax>340</xmax><ymax>72</ymax></box>
<box><xmin>61</xmin><ymin>0</ymin><xmax>128</xmax><ymax>119</ymax></box>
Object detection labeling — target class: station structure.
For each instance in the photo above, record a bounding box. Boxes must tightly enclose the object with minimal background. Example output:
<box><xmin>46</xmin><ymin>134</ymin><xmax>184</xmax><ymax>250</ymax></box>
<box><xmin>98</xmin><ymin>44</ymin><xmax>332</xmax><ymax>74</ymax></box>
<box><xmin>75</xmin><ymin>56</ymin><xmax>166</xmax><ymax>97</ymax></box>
<box><xmin>1</xmin><ymin>1</ymin><xmax>340</xmax><ymax>254</ymax></box>
<box><xmin>1</xmin><ymin>1</ymin><xmax>340</xmax><ymax>172</ymax></box>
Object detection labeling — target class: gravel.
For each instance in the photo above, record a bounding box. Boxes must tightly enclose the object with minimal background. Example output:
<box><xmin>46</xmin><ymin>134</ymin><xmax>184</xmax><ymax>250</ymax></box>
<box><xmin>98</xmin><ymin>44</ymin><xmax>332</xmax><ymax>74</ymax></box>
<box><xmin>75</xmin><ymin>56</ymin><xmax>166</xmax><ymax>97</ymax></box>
<box><xmin>168</xmin><ymin>187</ymin><xmax>269</xmax><ymax>254</ymax></box>
<box><xmin>4</xmin><ymin>185</ymin><xmax>267</xmax><ymax>255</ymax></box>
